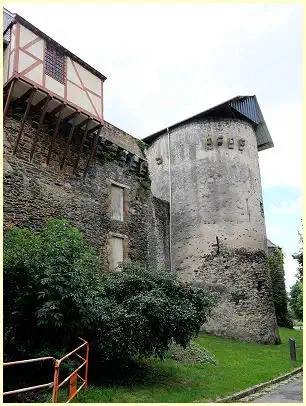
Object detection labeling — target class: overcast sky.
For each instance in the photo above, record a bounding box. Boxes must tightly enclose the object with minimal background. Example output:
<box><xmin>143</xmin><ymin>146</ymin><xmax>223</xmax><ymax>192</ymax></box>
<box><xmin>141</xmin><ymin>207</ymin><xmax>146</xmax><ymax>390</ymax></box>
<box><xmin>4</xmin><ymin>2</ymin><xmax>302</xmax><ymax>289</ymax></box>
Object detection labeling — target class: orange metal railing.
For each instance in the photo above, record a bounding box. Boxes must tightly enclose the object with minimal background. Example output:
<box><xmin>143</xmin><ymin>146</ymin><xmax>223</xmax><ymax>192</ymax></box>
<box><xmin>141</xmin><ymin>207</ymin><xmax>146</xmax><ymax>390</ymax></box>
<box><xmin>3</xmin><ymin>337</ymin><xmax>89</xmax><ymax>403</ymax></box>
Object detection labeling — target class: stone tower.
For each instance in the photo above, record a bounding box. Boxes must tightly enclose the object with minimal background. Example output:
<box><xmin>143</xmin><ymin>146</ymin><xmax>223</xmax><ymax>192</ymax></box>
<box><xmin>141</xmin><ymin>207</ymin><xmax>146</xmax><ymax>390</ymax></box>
<box><xmin>143</xmin><ymin>96</ymin><xmax>280</xmax><ymax>344</ymax></box>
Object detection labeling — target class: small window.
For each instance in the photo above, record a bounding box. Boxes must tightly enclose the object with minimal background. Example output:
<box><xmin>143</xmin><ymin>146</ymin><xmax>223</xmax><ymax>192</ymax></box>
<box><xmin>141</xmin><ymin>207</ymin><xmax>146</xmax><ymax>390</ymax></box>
<box><xmin>45</xmin><ymin>43</ymin><xmax>66</xmax><ymax>84</ymax></box>
<box><xmin>111</xmin><ymin>185</ymin><xmax>124</xmax><ymax>221</ymax></box>
<box><xmin>110</xmin><ymin>236</ymin><xmax>124</xmax><ymax>270</ymax></box>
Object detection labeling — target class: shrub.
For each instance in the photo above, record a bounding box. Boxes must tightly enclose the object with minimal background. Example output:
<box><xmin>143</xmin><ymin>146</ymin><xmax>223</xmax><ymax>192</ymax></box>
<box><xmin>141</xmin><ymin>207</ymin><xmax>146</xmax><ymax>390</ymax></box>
<box><xmin>91</xmin><ymin>263</ymin><xmax>214</xmax><ymax>364</ymax></box>
<box><xmin>4</xmin><ymin>219</ymin><xmax>103</xmax><ymax>361</ymax></box>
<box><xmin>290</xmin><ymin>281</ymin><xmax>303</xmax><ymax>322</ymax></box>
<box><xmin>166</xmin><ymin>341</ymin><xmax>218</xmax><ymax>365</ymax></box>
<box><xmin>4</xmin><ymin>221</ymin><xmax>214</xmax><ymax>368</ymax></box>
<box><xmin>268</xmin><ymin>248</ymin><xmax>293</xmax><ymax>328</ymax></box>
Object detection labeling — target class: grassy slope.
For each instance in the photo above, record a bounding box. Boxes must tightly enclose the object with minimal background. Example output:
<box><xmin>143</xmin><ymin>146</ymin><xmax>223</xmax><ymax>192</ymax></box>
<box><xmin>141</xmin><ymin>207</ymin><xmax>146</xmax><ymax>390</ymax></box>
<box><xmin>58</xmin><ymin>328</ymin><xmax>303</xmax><ymax>403</ymax></box>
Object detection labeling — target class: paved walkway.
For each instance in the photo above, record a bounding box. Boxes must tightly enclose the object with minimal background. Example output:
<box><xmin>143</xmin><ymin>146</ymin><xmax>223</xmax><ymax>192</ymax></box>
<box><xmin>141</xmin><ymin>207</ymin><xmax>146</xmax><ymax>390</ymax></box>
<box><xmin>251</xmin><ymin>375</ymin><xmax>303</xmax><ymax>403</ymax></box>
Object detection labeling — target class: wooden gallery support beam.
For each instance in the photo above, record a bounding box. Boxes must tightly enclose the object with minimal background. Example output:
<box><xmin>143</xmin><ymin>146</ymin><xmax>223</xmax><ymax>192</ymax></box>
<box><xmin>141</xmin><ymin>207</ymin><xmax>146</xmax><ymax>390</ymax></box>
<box><xmin>60</xmin><ymin>112</ymin><xmax>81</xmax><ymax>170</ymax></box>
<box><xmin>46</xmin><ymin>104</ymin><xmax>66</xmax><ymax>166</ymax></box>
<box><xmin>13</xmin><ymin>88</ymin><xmax>36</xmax><ymax>155</ymax></box>
<box><xmin>30</xmin><ymin>96</ymin><xmax>52</xmax><ymax>161</ymax></box>
<box><xmin>83</xmin><ymin>126</ymin><xmax>102</xmax><ymax>179</ymax></box>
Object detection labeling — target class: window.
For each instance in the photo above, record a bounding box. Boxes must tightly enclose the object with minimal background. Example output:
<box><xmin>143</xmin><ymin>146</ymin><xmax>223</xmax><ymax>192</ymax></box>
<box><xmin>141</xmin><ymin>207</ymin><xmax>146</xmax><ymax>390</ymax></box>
<box><xmin>111</xmin><ymin>185</ymin><xmax>124</xmax><ymax>221</ymax></box>
<box><xmin>108</xmin><ymin>180</ymin><xmax>129</xmax><ymax>222</ymax></box>
<box><xmin>110</xmin><ymin>236</ymin><xmax>124</xmax><ymax>270</ymax></box>
<box><xmin>45</xmin><ymin>43</ymin><xmax>66</xmax><ymax>84</ymax></box>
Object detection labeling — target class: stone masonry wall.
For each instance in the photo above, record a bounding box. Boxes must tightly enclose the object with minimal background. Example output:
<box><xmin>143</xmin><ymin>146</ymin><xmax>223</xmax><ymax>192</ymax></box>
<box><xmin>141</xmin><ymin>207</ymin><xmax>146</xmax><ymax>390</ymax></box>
<box><xmin>145</xmin><ymin>117</ymin><xmax>280</xmax><ymax>344</ymax></box>
<box><xmin>3</xmin><ymin>114</ymin><xmax>170</xmax><ymax>272</ymax></box>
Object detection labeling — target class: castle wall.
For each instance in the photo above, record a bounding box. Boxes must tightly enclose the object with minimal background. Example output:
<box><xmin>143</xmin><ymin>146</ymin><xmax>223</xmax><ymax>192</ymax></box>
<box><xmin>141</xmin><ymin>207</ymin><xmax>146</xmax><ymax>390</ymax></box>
<box><xmin>3</xmin><ymin>114</ymin><xmax>170</xmax><ymax>272</ymax></box>
<box><xmin>146</xmin><ymin>118</ymin><xmax>280</xmax><ymax>344</ymax></box>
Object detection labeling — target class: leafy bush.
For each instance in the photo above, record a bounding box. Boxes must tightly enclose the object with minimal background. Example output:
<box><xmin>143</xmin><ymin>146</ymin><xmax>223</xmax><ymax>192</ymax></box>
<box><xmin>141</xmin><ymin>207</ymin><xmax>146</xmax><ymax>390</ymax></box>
<box><xmin>268</xmin><ymin>248</ymin><xmax>293</xmax><ymax>328</ymax></box>
<box><xmin>290</xmin><ymin>281</ymin><xmax>303</xmax><ymax>321</ymax></box>
<box><xmin>4</xmin><ymin>220</ymin><xmax>214</xmax><ymax>368</ymax></box>
<box><xmin>90</xmin><ymin>263</ymin><xmax>214</xmax><ymax>365</ymax></box>
<box><xmin>166</xmin><ymin>341</ymin><xmax>218</xmax><ymax>365</ymax></box>
<box><xmin>4</xmin><ymin>219</ymin><xmax>103</xmax><ymax>361</ymax></box>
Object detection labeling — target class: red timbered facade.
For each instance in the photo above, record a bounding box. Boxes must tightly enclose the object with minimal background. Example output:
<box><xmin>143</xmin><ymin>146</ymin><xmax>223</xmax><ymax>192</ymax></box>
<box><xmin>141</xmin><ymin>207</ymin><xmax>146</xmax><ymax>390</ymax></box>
<box><xmin>3</xmin><ymin>12</ymin><xmax>107</xmax><ymax>175</ymax></box>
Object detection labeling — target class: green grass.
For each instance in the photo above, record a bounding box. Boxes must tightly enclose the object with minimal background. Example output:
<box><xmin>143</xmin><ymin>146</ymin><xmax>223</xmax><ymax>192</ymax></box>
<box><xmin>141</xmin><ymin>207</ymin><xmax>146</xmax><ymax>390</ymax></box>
<box><xmin>42</xmin><ymin>328</ymin><xmax>303</xmax><ymax>403</ymax></box>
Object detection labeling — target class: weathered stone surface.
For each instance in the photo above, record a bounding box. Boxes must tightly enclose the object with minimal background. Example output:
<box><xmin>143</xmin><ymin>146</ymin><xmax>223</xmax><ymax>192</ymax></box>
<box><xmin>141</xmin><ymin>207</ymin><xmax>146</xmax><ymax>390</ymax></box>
<box><xmin>145</xmin><ymin>117</ymin><xmax>280</xmax><ymax>344</ymax></box>
<box><xmin>3</xmin><ymin>116</ymin><xmax>170</xmax><ymax>272</ymax></box>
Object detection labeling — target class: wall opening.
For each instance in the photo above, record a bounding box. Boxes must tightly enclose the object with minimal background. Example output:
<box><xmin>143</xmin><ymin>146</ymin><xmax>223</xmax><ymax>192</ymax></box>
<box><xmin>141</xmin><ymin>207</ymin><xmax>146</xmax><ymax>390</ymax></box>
<box><xmin>111</xmin><ymin>184</ymin><xmax>124</xmax><ymax>221</ymax></box>
<box><xmin>110</xmin><ymin>236</ymin><xmax>124</xmax><ymax>270</ymax></box>
<box><xmin>257</xmin><ymin>280</ymin><xmax>264</xmax><ymax>291</ymax></box>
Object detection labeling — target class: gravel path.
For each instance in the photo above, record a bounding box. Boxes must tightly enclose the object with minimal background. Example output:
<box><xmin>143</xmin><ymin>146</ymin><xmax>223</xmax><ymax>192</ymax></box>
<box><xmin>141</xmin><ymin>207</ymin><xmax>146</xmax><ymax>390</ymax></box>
<box><xmin>240</xmin><ymin>373</ymin><xmax>303</xmax><ymax>403</ymax></box>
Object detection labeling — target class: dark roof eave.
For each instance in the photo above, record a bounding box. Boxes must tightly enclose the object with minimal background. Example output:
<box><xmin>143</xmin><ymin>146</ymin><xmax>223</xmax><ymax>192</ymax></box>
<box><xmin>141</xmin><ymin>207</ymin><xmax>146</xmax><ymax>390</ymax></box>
<box><xmin>8</xmin><ymin>14</ymin><xmax>107</xmax><ymax>82</ymax></box>
<box><xmin>143</xmin><ymin>95</ymin><xmax>274</xmax><ymax>152</ymax></box>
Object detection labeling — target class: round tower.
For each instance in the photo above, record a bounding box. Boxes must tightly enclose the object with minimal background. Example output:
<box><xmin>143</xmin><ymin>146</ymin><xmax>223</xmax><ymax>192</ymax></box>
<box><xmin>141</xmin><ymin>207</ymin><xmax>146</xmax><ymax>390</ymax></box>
<box><xmin>144</xmin><ymin>96</ymin><xmax>280</xmax><ymax>344</ymax></box>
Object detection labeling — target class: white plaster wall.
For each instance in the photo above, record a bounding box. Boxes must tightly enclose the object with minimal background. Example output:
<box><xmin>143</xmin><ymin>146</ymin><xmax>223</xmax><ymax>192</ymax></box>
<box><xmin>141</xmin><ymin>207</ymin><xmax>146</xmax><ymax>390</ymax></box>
<box><xmin>10</xmin><ymin>28</ymin><xmax>16</xmax><ymax>51</ymax></box>
<box><xmin>88</xmin><ymin>92</ymin><xmax>102</xmax><ymax>118</ymax></box>
<box><xmin>18</xmin><ymin>49</ymin><xmax>37</xmax><ymax>73</ymax></box>
<box><xmin>8</xmin><ymin>50</ymin><xmax>14</xmax><ymax>79</ymax></box>
<box><xmin>67</xmin><ymin>81</ymin><xmax>94</xmax><ymax>114</ymax></box>
<box><xmin>24</xmin><ymin>63</ymin><xmax>43</xmax><ymax>85</ymax></box>
<box><xmin>66</xmin><ymin>57</ymin><xmax>82</xmax><ymax>86</ymax></box>
<box><xmin>3</xmin><ymin>46</ymin><xmax>9</xmax><ymax>83</ymax></box>
<box><xmin>45</xmin><ymin>75</ymin><xmax>64</xmax><ymax>98</ymax></box>
<box><xmin>66</xmin><ymin>57</ymin><xmax>102</xmax><ymax>118</ymax></box>
<box><xmin>19</xmin><ymin>24</ymin><xmax>38</xmax><ymax>47</ymax></box>
<box><xmin>76</xmin><ymin>61</ymin><xmax>102</xmax><ymax>95</ymax></box>
<box><xmin>25</xmin><ymin>39</ymin><xmax>44</xmax><ymax>60</ymax></box>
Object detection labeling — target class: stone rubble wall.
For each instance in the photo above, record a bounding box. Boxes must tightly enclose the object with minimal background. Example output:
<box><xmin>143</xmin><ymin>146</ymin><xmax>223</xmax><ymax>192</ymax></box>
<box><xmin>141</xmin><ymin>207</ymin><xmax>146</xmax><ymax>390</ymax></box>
<box><xmin>3</xmin><ymin>114</ymin><xmax>170</xmax><ymax>272</ymax></box>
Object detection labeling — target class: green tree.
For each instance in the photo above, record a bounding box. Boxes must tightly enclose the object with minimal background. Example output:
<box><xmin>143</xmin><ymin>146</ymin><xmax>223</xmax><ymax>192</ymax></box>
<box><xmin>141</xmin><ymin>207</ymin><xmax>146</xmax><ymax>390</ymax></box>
<box><xmin>289</xmin><ymin>281</ymin><xmax>303</xmax><ymax>321</ymax></box>
<box><xmin>268</xmin><ymin>248</ymin><xmax>293</xmax><ymax>328</ymax></box>
<box><xmin>3</xmin><ymin>219</ymin><xmax>103</xmax><ymax>360</ymax></box>
<box><xmin>289</xmin><ymin>225</ymin><xmax>303</xmax><ymax>322</ymax></box>
<box><xmin>292</xmin><ymin>228</ymin><xmax>303</xmax><ymax>282</ymax></box>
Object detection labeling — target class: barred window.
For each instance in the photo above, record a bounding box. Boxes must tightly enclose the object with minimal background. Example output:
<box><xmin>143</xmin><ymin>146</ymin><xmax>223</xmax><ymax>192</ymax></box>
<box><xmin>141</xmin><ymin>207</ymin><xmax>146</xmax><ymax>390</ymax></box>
<box><xmin>45</xmin><ymin>43</ymin><xmax>65</xmax><ymax>84</ymax></box>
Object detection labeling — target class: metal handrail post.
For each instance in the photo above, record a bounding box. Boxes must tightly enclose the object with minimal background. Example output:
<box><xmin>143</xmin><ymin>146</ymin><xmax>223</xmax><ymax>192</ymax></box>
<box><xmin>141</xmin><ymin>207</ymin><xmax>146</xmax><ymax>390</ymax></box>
<box><xmin>52</xmin><ymin>360</ymin><xmax>60</xmax><ymax>403</ymax></box>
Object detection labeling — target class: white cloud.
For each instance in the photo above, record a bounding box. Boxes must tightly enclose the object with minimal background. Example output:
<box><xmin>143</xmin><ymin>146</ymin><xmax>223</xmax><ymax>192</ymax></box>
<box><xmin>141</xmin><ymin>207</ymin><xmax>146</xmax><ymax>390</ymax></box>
<box><xmin>270</xmin><ymin>196</ymin><xmax>303</xmax><ymax>215</ymax></box>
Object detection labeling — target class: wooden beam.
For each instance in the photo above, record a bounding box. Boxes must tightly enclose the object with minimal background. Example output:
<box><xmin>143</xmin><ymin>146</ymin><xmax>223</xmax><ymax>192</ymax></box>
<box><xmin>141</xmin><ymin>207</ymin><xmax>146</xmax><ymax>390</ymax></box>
<box><xmin>49</xmin><ymin>103</ymin><xmax>66</xmax><ymax>116</ymax></box>
<box><xmin>59</xmin><ymin>113</ymin><xmax>80</xmax><ymax>170</ymax></box>
<box><xmin>63</xmin><ymin>110</ymin><xmax>79</xmax><ymax>124</ymax></box>
<box><xmin>73</xmin><ymin>119</ymin><xmax>91</xmax><ymax>173</ymax></box>
<box><xmin>83</xmin><ymin>126</ymin><xmax>102</xmax><ymax>179</ymax></box>
<box><xmin>30</xmin><ymin>96</ymin><xmax>52</xmax><ymax>161</ymax></box>
<box><xmin>76</xmin><ymin>116</ymin><xmax>91</xmax><ymax>130</ymax></box>
<box><xmin>13</xmin><ymin>88</ymin><xmax>36</xmax><ymax>155</ymax></box>
<box><xmin>11</xmin><ymin>86</ymin><xmax>35</xmax><ymax>106</ymax></box>
<box><xmin>3</xmin><ymin>79</ymin><xmax>16</xmax><ymax>118</ymax></box>
<box><xmin>87</xmin><ymin>123</ymin><xmax>101</xmax><ymax>135</ymax></box>
<box><xmin>46</xmin><ymin>105</ymin><xmax>65</xmax><ymax>166</ymax></box>
<box><xmin>33</xmin><ymin>95</ymin><xmax>50</xmax><ymax>111</ymax></box>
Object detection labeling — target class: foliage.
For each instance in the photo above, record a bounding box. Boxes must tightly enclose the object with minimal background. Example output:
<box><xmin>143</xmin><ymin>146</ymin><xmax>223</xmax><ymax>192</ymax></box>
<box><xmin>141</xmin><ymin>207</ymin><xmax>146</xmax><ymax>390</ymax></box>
<box><xmin>44</xmin><ymin>328</ymin><xmax>302</xmax><ymax>403</ymax></box>
<box><xmin>290</xmin><ymin>281</ymin><xmax>303</xmax><ymax>321</ymax></box>
<box><xmin>91</xmin><ymin>263</ymin><xmax>214</xmax><ymax>364</ymax></box>
<box><xmin>136</xmin><ymin>176</ymin><xmax>152</xmax><ymax>202</ymax></box>
<box><xmin>268</xmin><ymin>248</ymin><xmax>293</xmax><ymax>328</ymax></box>
<box><xmin>292</xmin><ymin>227</ymin><xmax>303</xmax><ymax>282</ymax></box>
<box><xmin>3</xmin><ymin>219</ymin><xmax>103</xmax><ymax>361</ymax></box>
<box><xmin>289</xmin><ymin>224</ymin><xmax>303</xmax><ymax>321</ymax></box>
<box><xmin>4</xmin><ymin>221</ymin><xmax>213</xmax><ymax>369</ymax></box>
<box><xmin>166</xmin><ymin>341</ymin><xmax>218</xmax><ymax>365</ymax></box>
<box><xmin>136</xmin><ymin>139</ymin><xmax>148</xmax><ymax>157</ymax></box>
